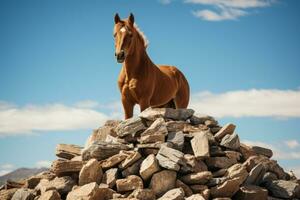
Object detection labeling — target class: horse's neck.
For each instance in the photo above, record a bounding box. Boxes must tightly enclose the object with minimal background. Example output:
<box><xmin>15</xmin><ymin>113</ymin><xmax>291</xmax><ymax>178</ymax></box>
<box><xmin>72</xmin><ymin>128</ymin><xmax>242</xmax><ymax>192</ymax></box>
<box><xmin>124</xmin><ymin>38</ymin><xmax>153</xmax><ymax>79</ymax></box>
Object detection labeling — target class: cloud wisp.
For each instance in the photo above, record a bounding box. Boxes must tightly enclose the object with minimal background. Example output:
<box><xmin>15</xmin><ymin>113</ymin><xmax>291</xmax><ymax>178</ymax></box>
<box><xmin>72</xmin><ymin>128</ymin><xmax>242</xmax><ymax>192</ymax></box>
<box><xmin>159</xmin><ymin>0</ymin><xmax>275</xmax><ymax>21</ymax></box>
<box><xmin>190</xmin><ymin>88</ymin><xmax>300</xmax><ymax>118</ymax></box>
<box><xmin>0</xmin><ymin>163</ymin><xmax>15</xmax><ymax>176</ymax></box>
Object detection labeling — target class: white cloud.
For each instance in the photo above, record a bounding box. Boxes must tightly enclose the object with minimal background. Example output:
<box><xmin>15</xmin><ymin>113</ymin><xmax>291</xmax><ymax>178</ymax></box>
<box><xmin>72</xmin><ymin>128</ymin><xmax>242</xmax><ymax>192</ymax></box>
<box><xmin>0</xmin><ymin>170</ymin><xmax>13</xmax><ymax>176</ymax></box>
<box><xmin>190</xmin><ymin>89</ymin><xmax>300</xmax><ymax>118</ymax></box>
<box><xmin>284</xmin><ymin>140</ymin><xmax>300</xmax><ymax>149</ymax></box>
<box><xmin>0</xmin><ymin>102</ymin><xmax>110</xmax><ymax>136</ymax></box>
<box><xmin>291</xmin><ymin>166</ymin><xmax>300</xmax><ymax>179</ymax></box>
<box><xmin>74</xmin><ymin>100</ymin><xmax>99</xmax><ymax>109</ymax></box>
<box><xmin>35</xmin><ymin>160</ymin><xmax>52</xmax><ymax>168</ymax></box>
<box><xmin>0</xmin><ymin>163</ymin><xmax>15</xmax><ymax>176</ymax></box>
<box><xmin>160</xmin><ymin>0</ymin><xmax>276</xmax><ymax>21</ymax></box>
<box><xmin>0</xmin><ymin>164</ymin><xmax>15</xmax><ymax>170</ymax></box>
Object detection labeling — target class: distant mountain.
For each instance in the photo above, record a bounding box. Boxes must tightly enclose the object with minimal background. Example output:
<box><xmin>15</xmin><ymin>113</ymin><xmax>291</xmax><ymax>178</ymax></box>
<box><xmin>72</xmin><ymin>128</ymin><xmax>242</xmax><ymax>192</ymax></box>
<box><xmin>0</xmin><ymin>167</ymin><xmax>48</xmax><ymax>186</ymax></box>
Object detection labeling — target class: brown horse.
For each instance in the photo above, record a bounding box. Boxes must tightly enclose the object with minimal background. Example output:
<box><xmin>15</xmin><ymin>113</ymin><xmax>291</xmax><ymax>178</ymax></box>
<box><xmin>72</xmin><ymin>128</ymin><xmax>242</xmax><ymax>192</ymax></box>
<box><xmin>114</xmin><ymin>13</ymin><xmax>190</xmax><ymax>119</ymax></box>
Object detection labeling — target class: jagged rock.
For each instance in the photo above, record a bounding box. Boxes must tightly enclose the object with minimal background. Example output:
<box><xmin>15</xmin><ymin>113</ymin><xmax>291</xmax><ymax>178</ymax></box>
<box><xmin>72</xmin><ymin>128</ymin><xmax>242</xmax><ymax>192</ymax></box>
<box><xmin>35</xmin><ymin>176</ymin><xmax>75</xmax><ymax>196</ymax></box>
<box><xmin>176</xmin><ymin>180</ymin><xmax>193</xmax><ymax>197</ymax></box>
<box><xmin>190</xmin><ymin>113</ymin><xmax>215</xmax><ymax>125</ymax></box>
<box><xmin>239</xmin><ymin>143</ymin><xmax>257</xmax><ymax>160</ymax></box>
<box><xmin>141</xmin><ymin>117</ymin><xmax>168</xmax><ymax>136</ymax></box>
<box><xmin>0</xmin><ymin>188</ymin><xmax>18</xmax><ymax>200</ymax></box>
<box><xmin>180</xmin><ymin>154</ymin><xmax>208</xmax><ymax>174</ymax></box>
<box><xmin>128</xmin><ymin>189</ymin><xmax>156</xmax><ymax>200</ymax></box>
<box><xmin>121</xmin><ymin>159</ymin><xmax>143</xmax><ymax>177</ymax></box>
<box><xmin>100</xmin><ymin>153</ymin><xmax>128</xmax><ymax>169</ymax></box>
<box><xmin>139</xmin><ymin>107</ymin><xmax>194</xmax><ymax>121</ymax></box>
<box><xmin>51</xmin><ymin>160</ymin><xmax>85</xmax><ymax>176</ymax></box>
<box><xmin>156</xmin><ymin>145</ymin><xmax>184</xmax><ymax>171</ymax></box>
<box><xmin>225</xmin><ymin>151</ymin><xmax>241</xmax><ymax>162</ymax></box>
<box><xmin>266</xmin><ymin>180</ymin><xmax>300</xmax><ymax>199</ymax></box>
<box><xmin>166</xmin><ymin>121</ymin><xmax>189</xmax><ymax>132</ymax></box>
<box><xmin>251</xmin><ymin>146</ymin><xmax>273</xmax><ymax>158</ymax></box>
<box><xmin>82</xmin><ymin>142</ymin><xmax>131</xmax><ymax>161</ymax></box>
<box><xmin>167</xmin><ymin>131</ymin><xmax>185</xmax><ymax>151</ymax></box>
<box><xmin>245</xmin><ymin>163</ymin><xmax>266</xmax><ymax>185</ymax></box>
<box><xmin>150</xmin><ymin>170</ymin><xmax>177</xmax><ymax>196</ymax></box>
<box><xmin>185</xmin><ymin>194</ymin><xmax>206</xmax><ymax>200</ymax></box>
<box><xmin>115</xmin><ymin>117</ymin><xmax>146</xmax><ymax>137</ymax></box>
<box><xmin>66</xmin><ymin>182</ymin><xmax>101</xmax><ymax>200</ymax></box>
<box><xmin>261</xmin><ymin>172</ymin><xmax>278</xmax><ymax>185</ymax></box>
<box><xmin>214</xmin><ymin>123</ymin><xmax>236</xmax><ymax>141</ymax></box>
<box><xmin>79</xmin><ymin>158</ymin><xmax>103</xmax><ymax>186</ymax></box>
<box><xmin>116</xmin><ymin>175</ymin><xmax>143</xmax><ymax>192</ymax></box>
<box><xmin>11</xmin><ymin>188</ymin><xmax>35</xmax><ymax>200</ymax></box>
<box><xmin>98</xmin><ymin>187</ymin><xmax>116</xmax><ymax>200</ymax></box>
<box><xmin>140</xmin><ymin>154</ymin><xmax>160</xmax><ymax>180</ymax></box>
<box><xmin>102</xmin><ymin>168</ymin><xmax>118</xmax><ymax>188</ymax></box>
<box><xmin>191</xmin><ymin>132</ymin><xmax>210</xmax><ymax>158</ymax></box>
<box><xmin>180</xmin><ymin>171</ymin><xmax>212</xmax><ymax>185</ymax></box>
<box><xmin>158</xmin><ymin>188</ymin><xmax>185</xmax><ymax>200</ymax></box>
<box><xmin>234</xmin><ymin>185</ymin><xmax>268</xmax><ymax>200</ymax></box>
<box><xmin>225</xmin><ymin>164</ymin><xmax>249</xmax><ymax>185</ymax></box>
<box><xmin>38</xmin><ymin>190</ymin><xmax>61</xmax><ymax>200</ymax></box>
<box><xmin>55</xmin><ymin>144</ymin><xmax>82</xmax><ymax>160</ymax></box>
<box><xmin>119</xmin><ymin>151</ymin><xmax>142</xmax><ymax>169</ymax></box>
<box><xmin>220</xmin><ymin>133</ymin><xmax>240</xmax><ymax>150</ymax></box>
<box><xmin>139</xmin><ymin>133</ymin><xmax>165</xmax><ymax>144</ymax></box>
<box><xmin>206</xmin><ymin>157</ymin><xmax>237</xmax><ymax>169</ymax></box>
<box><xmin>210</xmin><ymin>177</ymin><xmax>241</xmax><ymax>198</ymax></box>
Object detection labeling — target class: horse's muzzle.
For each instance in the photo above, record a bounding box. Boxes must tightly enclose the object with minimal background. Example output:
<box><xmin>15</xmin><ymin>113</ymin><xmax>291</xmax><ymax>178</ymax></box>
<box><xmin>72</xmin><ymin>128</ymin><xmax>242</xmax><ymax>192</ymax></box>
<box><xmin>115</xmin><ymin>50</ymin><xmax>125</xmax><ymax>63</ymax></box>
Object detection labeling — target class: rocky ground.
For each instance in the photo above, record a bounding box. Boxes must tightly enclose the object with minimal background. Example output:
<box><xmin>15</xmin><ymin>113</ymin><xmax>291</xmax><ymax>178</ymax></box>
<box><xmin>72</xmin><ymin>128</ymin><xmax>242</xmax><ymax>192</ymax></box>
<box><xmin>0</xmin><ymin>107</ymin><xmax>299</xmax><ymax>200</ymax></box>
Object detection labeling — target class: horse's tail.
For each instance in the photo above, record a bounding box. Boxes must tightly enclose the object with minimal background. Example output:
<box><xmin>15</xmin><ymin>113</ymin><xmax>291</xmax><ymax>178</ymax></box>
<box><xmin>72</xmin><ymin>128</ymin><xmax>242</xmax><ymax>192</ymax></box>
<box><xmin>174</xmin><ymin>68</ymin><xmax>190</xmax><ymax>109</ymax></box>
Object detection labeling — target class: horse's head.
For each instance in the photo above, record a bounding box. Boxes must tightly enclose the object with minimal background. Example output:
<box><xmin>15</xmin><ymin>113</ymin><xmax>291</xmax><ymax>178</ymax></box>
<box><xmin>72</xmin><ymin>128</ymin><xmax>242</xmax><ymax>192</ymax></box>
<box><xmin>113</xmin><ymin>13</ymin><xmax>135</xmax><ymax>63</ymax></box>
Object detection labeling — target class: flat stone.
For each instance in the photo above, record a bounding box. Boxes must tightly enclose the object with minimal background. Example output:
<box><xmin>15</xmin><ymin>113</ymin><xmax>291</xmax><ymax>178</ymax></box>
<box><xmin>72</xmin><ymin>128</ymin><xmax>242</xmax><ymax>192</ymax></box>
<box><xmin>55</xmin><ymin>144</ymin><xmax>82</xmax><ymax>160</ymax></box>
<box><xmin>251</xmin><ymin>146</ymin><xmax>273</xmax><ymax>158</ymax></box>
<box><xmin>139</xmin><ymin>107</ymin><xmax>194</xmax><ymax>121</ymax></box>
<box><xmin>35</xmin><ymin>176</ymin><xmax>75</xmax><ymax>196</ymax></box>
<box><xmin>121</xmin><ymin>158</ymin><xmax>143</xmax><ymax>177</ymax></box>
<box><xmin>214</xmin><ymin>123</ymin><xmax>236</xmax><ymax>141</ymax></box>
<box><xmin>116</xmin><ymin>175</ymin><xmax>143</xmax><ymax>192</ymax></box>
<box><xmin>142</xmin><ymin>117</ymin><xmax>168</xmax><ymax>135</ymax></box>
<box><xmin>156</xmin><ymin>153</ymin><xmax>180</xmax><ymax>171</ymax></box>
<box><xmin>180</xmin><ymin>154</ymin><xmax>208</xmax><ymax>174</ymax></box>
<box><xmin>100</xmin><ymin>153</ymin><xmax>128</xmax><ymax>169</ymax></box>
<box><xmin>140</xmin><ymin>154</ymin><xmax>160</xmax><ymax>180</ymax></box>
<box><xmin>158</xmin><ymin>145</ymin><xmax>184</xmax><ymax>165</ymax></box>
<box><xmin>79</xmin><ymin>158</ymin><xmax>103</xmax><ymax>186</ymax></box>
<box><xmin>191</xmin><ymin>132</ymin><xmax>210</xmax><ymax>158</ymax></box>
<box><xmin>234</xmin><ymin>185</ymin><xmax>268</xmax><ymax>200</ymax></box>
<box><xmin>82</xmin><ymin>142</ymin><xmax>131</xmax><ymax>161</ymax></box>
<box><xmin>11</xmin><ymin>188</ymin><xmax>35</xmax><ymax>200</ymax></box>
<box><xmin>189</xmin><ymin>113</ymin><xmax>215</xmax><ymax>125</ymax></box>
<box><xmin>245</xmin><ymin>163</ymin><xmax>266</xmax><ymax>185</ymax></box>
<box><xmin>128</xmin><ymin>189</ymin><xmax>156</xmax><ymax>200</ymax></box>
<box><xmin>166</xmin><ymin>121</ymin><xmax>189</xmax><ymax>132</ymax></box>
<box><xmin>38</xmin><ymin>190</ymin><xmax>61</xmax><ymax>200</ymax></box>
<box><xmin>220</xmin><ymin>133</ymin><xmax>240</xmax><ymax>150</ymax></box>
<box><xmin>102</xmin><ymin>168</ymin><xmax>118</xmax><ymax>188</ymax></box>
<box><xmin>119</xmin><ymin>151</ymin><xmax>142</xmax><ymax>169</ymax></box>
<box><xmin>167</xmin><ymin>131</ymin><xmax>185</xmax><ymax>151</ymax></box>
<box><xmin>180</xmin><ymin>171</ymin><xmax>212</xmax><ymax>185</ymax></box>
<box><xmin>205</xmin><ymin>157</ymin><xmax>237</xmax><ymax>170</ymax></box>
<box><xmin>150</xmin><ymin>170</ymin><xmax>177</xmax><ymax>196</ymax></box>
<box><xmin>186</xmin><ymin>194</ymin><xmax>206</xmax><ymax>200</ymax></box>
<box><xmin>115</xmin><ymin>117</ymin><xmax>146</xmax><ymax>137</ymax></box>
<box><xmin>158</xmin><ymin>188</ymin><xmax>185</xmax><ymax>200</ymax></box>
<box><xmin>176</xmin><ymin>179</ymin><xmax>193</xmax><ymax>197</ymax></box>
<box><xmin>239</xmin><ymin>143</ymin><xmax>257</xmax><ymax>160</ymax></box>
<box><xmin>225</xmin><ymin>164</ymin><xmax>249</xmax><ymax>185</ymax></box>
<box><xmin>66</xmin><ymin>182</ymin><xmax>101</xmax><ymax>200</ymax></box>
<box><xmin>51</xmin><ymin>160</ymin><xmax>85</xmax><ymax>176</ymax></box>
<box><xmin>266</xmin><ymin>180</ymin><xmax>300</xmax><ymax>199</ymax></box>
<box><xmin>210</xmin><ymin>177</ymin><xmax>241</xmax><ymax>198</ymax></box>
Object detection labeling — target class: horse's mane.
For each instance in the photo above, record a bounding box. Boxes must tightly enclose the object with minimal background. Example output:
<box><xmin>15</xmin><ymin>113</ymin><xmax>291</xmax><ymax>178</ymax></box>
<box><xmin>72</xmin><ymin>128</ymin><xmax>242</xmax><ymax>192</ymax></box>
<box><xmin>134</xmin><ymin>23</ymin><xmax>149</xmax><ymax>48</ymax></box>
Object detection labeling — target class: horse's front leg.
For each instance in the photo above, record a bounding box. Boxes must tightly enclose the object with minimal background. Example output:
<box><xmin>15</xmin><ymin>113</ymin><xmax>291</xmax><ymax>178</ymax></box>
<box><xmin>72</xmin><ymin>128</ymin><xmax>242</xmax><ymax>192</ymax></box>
<box><xmin>122</xmin><ymin>97</ymin><xmax>134</xmax><ymax>119</ymax></box>
<box><xmin>139</xmin><ymin>98</ymin><xmax>150</xmax><ymax>112</ymax></box>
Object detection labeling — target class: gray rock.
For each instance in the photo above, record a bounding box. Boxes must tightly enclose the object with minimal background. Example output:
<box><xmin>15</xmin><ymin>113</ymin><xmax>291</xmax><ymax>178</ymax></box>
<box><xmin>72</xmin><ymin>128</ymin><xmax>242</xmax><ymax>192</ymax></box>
<box><xmin>234</xmin><ymin>185</ymin><xmax>268</xmax><ymax>200</ymax></box>
<box><xmin>220</xmin><ymin>133</ymin><xmax>240</xmax><ymax>150</ymax></box>
<box><xmin>81</xmin><ymin>142</ymin><xmax>131</xmax><ymax>161</ymax></box>
<box><xmin>167</xmin><ymin>131</ymin><xmax>185</xmax><ymax>151</ymax></box>
<box><xmin>140</xmin><ymin>107</ymin><xmax>194</xmax><ymax>121</ymax></box>
<box><xmin>189</xmin><ymin>113</ymin><xmax>215</xmax><ymax>125</ymax></box>
<box><xmin>180</xmin><ymin>154</ymin><xmax>208</xmax><ymax>174</ymax></box>
<box><xmin>102</xmin><ymin>168</ymin><xmax>118</xmax><ymax>188</ymax></box>
<box><xmin>115</xmin><ymin>117</ymin><xmax>146</xmax><ymax>137</ymax></box>
<box><xmin>156</xmin><ymin>153</ymin><xmax>180</xmax><ymax>171</ymax></box>
<box><xmin>55</xmin><ymin>144</ymin><xmax>82</xmax><ymax>160</ymax></box>
<box><xmin>267</xmin><ymin>180</ymin><xmax>300</xmax><ymax>199</ymax></box>
<box><xmin>11</xmin><ymin>188</ymin><xmax>35</xmax><ymax>200</ymax></box>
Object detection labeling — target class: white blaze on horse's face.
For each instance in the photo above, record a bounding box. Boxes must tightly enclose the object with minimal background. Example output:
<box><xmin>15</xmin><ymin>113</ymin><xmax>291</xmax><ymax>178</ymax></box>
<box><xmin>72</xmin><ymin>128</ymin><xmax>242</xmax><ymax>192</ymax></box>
<box><xmin>115</xmin><ymin>25</ymin><xmax>133</xmax><ymax>63</ymax></box>
<box><xmin>120</xmin><ymin>27</ymin><xmax>126</xmax><ymax>33</ymax></box>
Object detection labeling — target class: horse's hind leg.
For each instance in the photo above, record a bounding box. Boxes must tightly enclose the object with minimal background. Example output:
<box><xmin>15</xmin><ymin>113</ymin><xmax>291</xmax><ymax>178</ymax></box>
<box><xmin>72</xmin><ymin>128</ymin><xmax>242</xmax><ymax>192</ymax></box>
<box><xmin>174</xmin><ymin>76</ymin><xmax>190</xmax><ymax>109</ymax></box>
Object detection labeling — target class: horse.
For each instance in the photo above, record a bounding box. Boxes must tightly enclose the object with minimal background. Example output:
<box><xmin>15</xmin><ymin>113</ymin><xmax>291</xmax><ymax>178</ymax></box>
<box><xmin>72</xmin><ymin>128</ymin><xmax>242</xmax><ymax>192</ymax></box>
<box><xmin>114</xmin><ymin>13</ymin><xmax>190</xmax><ymax>119</ymax></box>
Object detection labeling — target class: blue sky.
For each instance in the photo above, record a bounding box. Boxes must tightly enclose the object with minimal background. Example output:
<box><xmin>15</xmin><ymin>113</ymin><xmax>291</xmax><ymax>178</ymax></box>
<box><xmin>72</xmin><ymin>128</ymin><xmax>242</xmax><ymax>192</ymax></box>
<box><xmin>0</xmin><ymin>0</ymin><xmax>300</xmax><ymax>176</ymax></box>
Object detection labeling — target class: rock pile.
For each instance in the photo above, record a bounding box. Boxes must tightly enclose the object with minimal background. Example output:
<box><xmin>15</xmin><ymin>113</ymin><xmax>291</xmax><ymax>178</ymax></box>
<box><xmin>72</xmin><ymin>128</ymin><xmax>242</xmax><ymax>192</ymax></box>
<box><xmin>1</xmin><ymin>107</ymin><xmax>299</xmax><ymax>200</ymax></box>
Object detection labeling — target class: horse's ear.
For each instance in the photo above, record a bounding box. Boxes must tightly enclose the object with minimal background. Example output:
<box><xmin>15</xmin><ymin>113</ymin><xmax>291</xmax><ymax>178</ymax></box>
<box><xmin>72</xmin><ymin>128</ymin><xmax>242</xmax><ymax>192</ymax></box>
<box><xmin>128</xmin><ymin>13</ymin><xmax>134</xmax><ymax>27</ymax></box>
<box><xmin>114</xmin><ymin>13</ymin><xmax>121</xmax><ymax>24</ymax></box>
